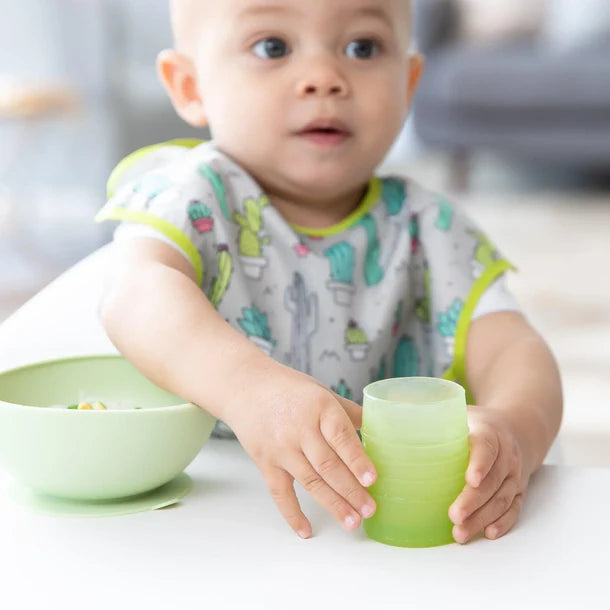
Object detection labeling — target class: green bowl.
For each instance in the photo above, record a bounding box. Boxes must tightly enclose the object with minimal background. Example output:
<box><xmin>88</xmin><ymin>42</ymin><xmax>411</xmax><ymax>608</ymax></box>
<box><xmin>0</xmin><ymin>355</ymin><xmax>216</xmax><ymax>501</ymax></box>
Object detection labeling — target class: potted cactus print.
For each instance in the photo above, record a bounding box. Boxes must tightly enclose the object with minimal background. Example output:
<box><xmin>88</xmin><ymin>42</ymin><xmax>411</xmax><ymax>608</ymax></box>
<box><xmin>209</xmin><ymin>244</ymin><xmax>233</xmax><ymax>308</ymax></box>
<box><xmin>131</xmin><ymin>174</ymin><xmax>172</xmax><ymax>209</ymax></box>
<box><xmin>409</xmin><ymin>213</ymin><xmax>420</xmax><ymax>255</ymax></box>
<box><xmin>238</xmin><ymin>305</ymin><xmax>276</xmax><ymax>355</ymax></box>
<box><xmin>324</xmin><ymin>242</ymin><xmax>356</xmax><ymax>306</ymax></box>
<box><xmin>382</xmin><ymin>178</ymin><xmax>406</xmax><ymax>216</ymax></box>
<box><xmin>437</xmin><ymin>298</ymin><xmax>464</xmax><ymax>358</ymax></box>
<box><xmin>284</xmin><ymin>273</ymin><xmax>318</xmax><ymax>375</ymax></box>
<box><xmin>234</xmin><ymin>195</ymin><xmax>270</xmax><ymax>280</ymax></box>
<box><xmin>435</xmin><ymin>198</ymin><xmax>454</xmax><ymax>232</ymax></box>
<box><xmin>415</xmin><ymin>267</ymin><xmax>431</xmax><ymax>323</ymax></box>
<box><xmin>345</xmin><ymin>319</ymin><xmax>370</xmax><ymax>361</ymax></box>
<box><xmin>393</xmin><ymin>336</ymin><xmax>418</xmax><ymax>377</ymax></box>
<box><xmin>188</xmin><ymin>200</ymin><xmax>214</xmax><ymax>233</ymax></box>
<box><xmin>332</xmin><ymin>379</ymin><xmax>353</xmax><ymax>400</ymax></box>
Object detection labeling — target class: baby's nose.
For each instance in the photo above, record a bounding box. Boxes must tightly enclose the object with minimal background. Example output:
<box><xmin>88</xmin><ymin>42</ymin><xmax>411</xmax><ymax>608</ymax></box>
<box><xmin>295</xmin><ymin>58</ymin><xmax>349</xmax><ymax>98</ymax></box>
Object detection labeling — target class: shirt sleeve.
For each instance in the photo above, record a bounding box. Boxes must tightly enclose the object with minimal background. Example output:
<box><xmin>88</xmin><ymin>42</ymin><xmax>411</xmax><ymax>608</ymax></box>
<box><xmin>95</xmin><ymin>144</ymin><xmax>234</xmax><ymax>294</ymax></box>
<box><xmin>472</xmin><ymin>274</ymin><xmax>520</xmax><ymax>320</ymax></box>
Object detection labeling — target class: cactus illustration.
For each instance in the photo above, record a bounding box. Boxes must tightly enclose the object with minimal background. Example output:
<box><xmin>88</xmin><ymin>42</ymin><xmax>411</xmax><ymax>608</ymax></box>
<box><xmin>437</xmin><ymin>299</ymin><xmax>464</xmax><ymax>338</ymax></box>
<box><xmin>284</xmin><ymin>272</ymin><xmax>318</xmax><ymax>375</ymax></box>
<box><xmin>238</xmin><ymin>304</ymin><xmax>276</xmax><ymax>355</ymax></box>
<box><xmin>415</xmin><ymin>267</ymin><xmax>431</xmax><ymax>323</ymax></box>
<box><xmin>382</xmin><ymin>178</ymin><xmax>406</xmax><ymax>216</ymax></box>
<box><xmin>346</xmin><ymin>320</ymin><xmax>367</xmax><ymax>344</ymax></box>
<box><xmin>352</xmin><ymin>214</ymin><xmax>383</xmax><ymax>286</ymax></box>
<box><xmin>234</xmin><ymin>195</ymin><xmax>270</xmax><ymax>258</ymax></box>
<box><xmin>332</xmin><ymin>379</ymin><xmax>352</xmax><ymax>401</ymax></box>
<box><xmin>324</xmin><ymin>242</ymin><xmax>356</xmax><ymax>306</ymax></box>
<box><xmin>325</xmin><ymin>242</ymin><xmax>355</xmax><ymax>283</ymax></box>
<box><xmin>393</xmin><ymin>337</ymin><xmax>419</xmax><ymax>377</ymax></box>
<box><xmin>188</xmin><ymin>200</ymin><xmax>214</xmax><ymax>234</ymax></box>
<box><xmin>198</xmin><ymin>163</ymin><xmax>230</xmax><ymax>220</ymax></box>
<box><xmin>209</xmin><ymin>244</ymin><xmax>233</xmax><ymax>308</ymax></box>
<box><xmin>370</xmin><ymin>357</ymin><xmax>387</xmax><ymax>383</ymax></box>
<box><xmin>345</xmin><ymin>320</ymin><xmax>370</xmax><ymax>361</ymax></box>
<box><xmin>409</xmin><ymin>213</ymin><xmax>420</xmax><ymax>254</ymax></box>
<box><xmin>435</xmin><ymin>198</ymin><xmax>454</xmax><ymax>232</ymax></box>
<box><xmin>133</xmin><ymin>174</ymin><xmax>172</xmax><ymax>202</ymax></box>
<box><xmin>294</xmin><ymin>240</ymin><xmax>310</xmax><ymax>257</ymax></box>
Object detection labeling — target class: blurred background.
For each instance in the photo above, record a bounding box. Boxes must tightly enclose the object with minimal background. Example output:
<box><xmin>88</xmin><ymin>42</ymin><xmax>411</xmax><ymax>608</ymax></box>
<box><xmin>1</xmin><ymin>0</ymin><xmax>609</xmax><ymax>465</ymax></box>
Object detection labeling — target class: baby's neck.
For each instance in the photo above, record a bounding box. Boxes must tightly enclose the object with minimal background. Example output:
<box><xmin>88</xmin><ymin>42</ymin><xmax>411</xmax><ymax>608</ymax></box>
<box><xmin>263</xmin><ymin>183</ymin><xmax>369</xmax><ymax>230</ymax></box>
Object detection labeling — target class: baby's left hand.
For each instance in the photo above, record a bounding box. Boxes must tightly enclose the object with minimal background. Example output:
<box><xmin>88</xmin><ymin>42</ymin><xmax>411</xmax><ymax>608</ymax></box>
<box><xmin>448</xmin><ymin>405</ymin><xmax>531</xmax><ymax>544</ymax></box>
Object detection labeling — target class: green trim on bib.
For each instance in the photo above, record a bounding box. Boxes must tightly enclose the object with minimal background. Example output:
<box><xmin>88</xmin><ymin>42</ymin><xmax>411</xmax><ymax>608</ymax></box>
<box><xmin>107</xmin><ymin>139</ymin><xmax>204</xmax><ymax>199</ymax></box>
<box><xmin>442</xmin><ymin>259</ymin><xmax>517</xmax><ymax>404</ymax></box>
<box><xmin>290</xmin><ymin>178</ymin><xmax>382</xmax><ymax>237</ymax></box>
<box><xmin>95</xmin><ymin>207</ymin><xmax>204</xmax><ymax>287</ymax></box>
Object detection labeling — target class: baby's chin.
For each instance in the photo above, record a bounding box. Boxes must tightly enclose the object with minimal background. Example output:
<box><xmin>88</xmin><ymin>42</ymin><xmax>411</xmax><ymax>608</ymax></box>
<box><xmin>263</xmin><ymin>159</ymin><xmax>375</xmax><ymax>201</ymax></box>
<box><xmin>269</xmin><ymin>171</ymin><xmax>370</xmax><ymax>206</ymax></box>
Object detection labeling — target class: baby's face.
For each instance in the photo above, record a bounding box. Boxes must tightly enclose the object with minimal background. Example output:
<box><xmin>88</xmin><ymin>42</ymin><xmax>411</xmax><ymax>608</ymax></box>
<box><xmin>178</xmin><ymin>0</ymin><xmax>415</xmax><ymax>202</ymax></box>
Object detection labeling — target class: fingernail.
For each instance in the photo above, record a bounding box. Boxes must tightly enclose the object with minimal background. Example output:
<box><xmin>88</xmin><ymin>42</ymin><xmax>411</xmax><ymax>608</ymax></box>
<box><xmin>361</xmin><ymin>503</ymin><xmax>375</xmax><ymax>519</ymax></box>
<box><xmin>344</xmin><ymin>514</ymin><xmax>359</xmax><ymax>529</ymax></box>
<box><xmin>361</xmin><ymin>471</ymin><xmax>375</xmax><ymax>487</ymax></box>
<box><xmin>453</xmin><ymin>526</ymin><xmax>468</xmax><ymax>544</ymax></box>
<box><xmin>450</xmin><ymin>506</ymin><xmax>464</xmax><ymax>525</ymax></box>
<box><xmin>297</xmin><ymin>529</ymin><xmax>310</xmax><ymax>539</ymax></box>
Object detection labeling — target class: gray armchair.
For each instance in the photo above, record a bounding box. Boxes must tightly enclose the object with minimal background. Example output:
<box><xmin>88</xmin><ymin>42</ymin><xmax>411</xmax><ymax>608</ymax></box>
<box><xmin>412</xmin><ymin>0</ymin><xmax>610</xmax><ymax>189</ymax></box>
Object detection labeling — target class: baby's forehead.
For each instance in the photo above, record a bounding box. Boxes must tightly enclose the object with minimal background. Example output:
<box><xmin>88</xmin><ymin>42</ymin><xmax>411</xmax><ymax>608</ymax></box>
<box><xmin>170</xmin><ymin>0</ymin><xmax>209</xmax><ymax>51</ymax></box>
<box><xmin>171</xmin><ymin>0</ymin><xmax>411</xmax><ymax>51</ymax></box>
<box><xmin>171</xmin><ymin>0</ymin><xmax>410</xmax><ymax>25</ymax></box>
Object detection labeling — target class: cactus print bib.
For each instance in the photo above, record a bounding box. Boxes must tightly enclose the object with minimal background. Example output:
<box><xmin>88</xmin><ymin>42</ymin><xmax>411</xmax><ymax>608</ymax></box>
<box><xmin>97</xmin><ymin>140</ymin><xmax>515</xmax><ymax>407</ymax></box>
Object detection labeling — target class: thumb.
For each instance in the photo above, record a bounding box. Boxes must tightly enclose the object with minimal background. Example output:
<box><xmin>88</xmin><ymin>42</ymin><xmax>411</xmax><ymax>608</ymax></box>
<box><xmin>333</xmin><ymin>394</ymin><xmax>363</xmax><ymax>430</ymax></box>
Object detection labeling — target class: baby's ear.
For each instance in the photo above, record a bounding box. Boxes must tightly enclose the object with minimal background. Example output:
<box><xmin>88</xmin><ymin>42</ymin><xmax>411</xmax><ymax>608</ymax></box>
<box><xmin>157</xmin><ymin>50</ymin><xmax>208</xmax><ymax>127</ymax></box>
<box><xmin>405</xmin><ymin>53</ymin><xmax>425</xmax><ymax>108</ymax></box>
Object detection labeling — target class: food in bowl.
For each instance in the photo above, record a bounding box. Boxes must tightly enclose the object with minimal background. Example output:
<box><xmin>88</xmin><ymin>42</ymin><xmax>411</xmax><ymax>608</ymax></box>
<box><xmin>0</xmin><ymin>355</ymin><xmax>216</xmax><ymax>501</ymax></box>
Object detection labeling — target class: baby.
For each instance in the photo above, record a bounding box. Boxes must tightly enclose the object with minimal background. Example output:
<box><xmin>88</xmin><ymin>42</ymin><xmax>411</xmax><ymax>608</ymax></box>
<box><xmin>97</xmin><ymin>0</ymin><xmax>563</xmax><ymax>543</ymax></box>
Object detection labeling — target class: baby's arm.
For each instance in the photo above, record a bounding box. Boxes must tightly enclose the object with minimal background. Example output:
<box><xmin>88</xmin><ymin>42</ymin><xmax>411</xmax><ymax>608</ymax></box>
<box><xmin>448</xmin><ymin>311</ymin><xmax>563</xmax><ymax>543</ymax></box>
<box><xmin>100</xmin><ymin>238</ymin><xmax>377</xmax><ymax>537</ymax></box>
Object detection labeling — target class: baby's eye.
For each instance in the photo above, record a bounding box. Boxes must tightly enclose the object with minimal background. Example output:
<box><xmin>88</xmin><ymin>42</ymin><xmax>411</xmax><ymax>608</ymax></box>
<box><xmin>252</xmin><ymin>37</ymin><xmax>290</xmax><ymax>59</ymax></box>
<box><xmin>345</xmin><ymin>39</ymin><xmax>380</xmax><ymax>59</ymax></box>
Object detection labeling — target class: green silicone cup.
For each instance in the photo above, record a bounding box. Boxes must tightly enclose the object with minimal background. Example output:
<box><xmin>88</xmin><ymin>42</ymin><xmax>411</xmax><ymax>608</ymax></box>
<box><xmin>362</xmin><ymin>433</ymin><xmax>470</xmax><ymax>465</ymax></box>
<box><xmin>0</xmin><ymin>355</ymin><xmax>217</xmax><ymax>501</ymax></box>
<box><xmin>368</xmin><ymin>450</ymin><xmax>470</xmax><ymax>481</ymax></box>
<box><xmin>369</xmin><ymin>472</ymin><xmax>466</xmax><ymax>502</ymax></box>
<box><xmin>361</xmin><ymin>377</ymin><xmax>469</xmax><ymax>548</ymax></box>
<box><xmin>363</xmin><ymin>496</ymin><xmax>457</xmax><ymax>548</ymax></box>
<box><xmin>362</xmin><ymin>377</ymin><xmax>468</xmax><ymax>444</ymax></box>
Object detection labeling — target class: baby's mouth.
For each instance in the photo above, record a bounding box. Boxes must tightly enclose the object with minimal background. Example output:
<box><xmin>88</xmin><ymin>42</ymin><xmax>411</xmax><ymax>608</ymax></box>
<box><xmin>297</xmin><ymin>120</ymin><xmax>352</xmax><ymax>147</ymax></box>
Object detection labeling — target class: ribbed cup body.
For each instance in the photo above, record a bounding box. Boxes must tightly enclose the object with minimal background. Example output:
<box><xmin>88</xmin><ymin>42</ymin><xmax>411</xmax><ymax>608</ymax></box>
<box><xmin>361</xmin><ymin>377</ymin><xmax>469</xmax><ymax>548</ymax></box>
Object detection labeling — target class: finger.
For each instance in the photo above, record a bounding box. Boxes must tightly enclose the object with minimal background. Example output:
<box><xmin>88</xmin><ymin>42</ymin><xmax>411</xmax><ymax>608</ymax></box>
<box><xmin>449</xmin><ymin>455</ymin><xmax>509</xmax><ymax>525</ymax></box>
<box><xmin>265</xmin><ymin>466</ymin><xmax>312</xmax><ymax>539</ymax></box>
<box><xmin>334</xmin><ymin>395</ymin><xmax>363</xmax><ymax>430</ymax></box>
<box><xmin>484</xmin><ymin>493</ymin><xmax>524</xmax><ymax>540</ymax></box>
<box><xmin>465</xmin><ymin>428</ymin><xmax>500</xmax><ymax>488</ymax></box>
<box><xmin>319</xmin><ymin>407</ymin><xmax>377</xmax><ymax>488</ymax></box>
<box><xmin>287</xmin><ymin>453</ymin><xmax>363</xmax><ymax>531</ymax></box>
<box><xmin>302</xmin><ymin>434</ymin><xmax>376</xmax><ymax>519</ymax></box>
<box><xmin>452</xmin><ymin>476</ymin><xmax>520</xmax><ymax>544</ymax></box>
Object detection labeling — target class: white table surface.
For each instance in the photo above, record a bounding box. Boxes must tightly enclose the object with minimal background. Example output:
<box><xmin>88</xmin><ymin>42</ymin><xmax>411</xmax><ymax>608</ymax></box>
<box><xmin>1</xmin><ymin>246</ymin><xmax>609</xmax><ymax>610</ymax></box>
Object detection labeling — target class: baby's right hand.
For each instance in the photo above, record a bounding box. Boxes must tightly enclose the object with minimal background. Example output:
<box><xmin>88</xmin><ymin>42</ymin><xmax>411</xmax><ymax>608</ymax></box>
<box><xmin>224</xmin><ymin>359</ymin><xmax>377</xmax><ymax>538</ymax></box>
